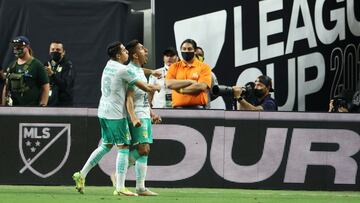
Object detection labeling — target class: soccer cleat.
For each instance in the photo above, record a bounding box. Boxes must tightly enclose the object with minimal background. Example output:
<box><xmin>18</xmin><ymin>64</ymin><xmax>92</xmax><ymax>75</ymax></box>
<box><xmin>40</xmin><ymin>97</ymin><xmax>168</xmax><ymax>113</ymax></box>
<box><xmin>113</xmin><ymin>188</ymin><xmax>138</xmax><ymax>196</ymax></box>
<box><xmin>72</xmin><ymin>172</ymin><xmax>85</xmax><ymax>194</ymax></box>
<box><xmin>136</xmin><ymin>188</ymin><xmax>158</xmax><ymax>196</ymax></box>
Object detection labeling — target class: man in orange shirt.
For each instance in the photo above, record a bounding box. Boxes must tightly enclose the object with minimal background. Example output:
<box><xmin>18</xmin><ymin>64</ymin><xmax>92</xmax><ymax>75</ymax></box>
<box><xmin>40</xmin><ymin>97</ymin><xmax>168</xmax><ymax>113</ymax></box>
<box><xmin>166</xmin><ymin>39</ymin><xmax>211</xmax><ymax>108</ymax></box>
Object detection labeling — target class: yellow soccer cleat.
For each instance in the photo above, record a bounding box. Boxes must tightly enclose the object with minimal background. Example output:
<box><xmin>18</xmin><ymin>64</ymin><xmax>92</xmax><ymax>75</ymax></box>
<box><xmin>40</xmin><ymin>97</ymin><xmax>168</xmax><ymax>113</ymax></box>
<box><xmin>136</xmin><ymin>188</ymin><xmax>158</xmax><ymax>196</ymax></box>
<box><xmin>113</xmin><ymin>188</ymin><xmax>138</xmax><ymax>196</ymax></box>
<box><xmin>72</xmin><ymin>172</ymin><xmax>85</xmax><ymax>194</ymax></box>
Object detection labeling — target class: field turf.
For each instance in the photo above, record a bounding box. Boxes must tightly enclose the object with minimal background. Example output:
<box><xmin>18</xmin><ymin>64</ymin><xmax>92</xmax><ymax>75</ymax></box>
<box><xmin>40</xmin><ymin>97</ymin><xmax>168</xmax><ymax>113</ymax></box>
<box><xmin>0</xmin><ymin>185</ymin><xmax>359</xmax><ymax>203</ymax></box>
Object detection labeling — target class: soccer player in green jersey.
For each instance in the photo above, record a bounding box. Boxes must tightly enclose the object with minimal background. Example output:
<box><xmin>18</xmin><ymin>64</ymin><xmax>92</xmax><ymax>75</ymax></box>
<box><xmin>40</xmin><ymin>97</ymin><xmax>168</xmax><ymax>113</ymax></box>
<box><xmin>125</xmin><ymin>40</ymin><xmax>161</xmax><ymax>196</ymax></box>
<box><xmin>72</xmin><ymin>41</ymin><xmax>159</xmax><ymax>196</ymax></box>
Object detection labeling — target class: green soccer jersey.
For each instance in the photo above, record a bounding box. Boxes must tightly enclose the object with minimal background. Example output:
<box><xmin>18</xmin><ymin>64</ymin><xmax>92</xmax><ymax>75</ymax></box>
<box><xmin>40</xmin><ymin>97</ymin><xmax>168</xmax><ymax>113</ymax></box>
<box><xmin>127</xmin><ymin>62</ymin><xmax>151</xmax><ymax>119</ymax></box>
<box><xmin>98</xmin><ymin>60</ymin><xmax>139</xmax><ymax>119</ymax></box>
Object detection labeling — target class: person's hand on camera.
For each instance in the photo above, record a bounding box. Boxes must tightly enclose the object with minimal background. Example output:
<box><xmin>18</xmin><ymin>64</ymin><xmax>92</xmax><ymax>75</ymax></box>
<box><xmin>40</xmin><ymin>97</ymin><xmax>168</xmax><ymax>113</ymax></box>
<box><xmin>232</xmin><ymin>86</ymin><xmax>242</xmax><ymax>99</ymax></box>
<box><xmin>328</xmin><ymin>99</ymin><xmax>334</xmax><ymax>112</ymax></box>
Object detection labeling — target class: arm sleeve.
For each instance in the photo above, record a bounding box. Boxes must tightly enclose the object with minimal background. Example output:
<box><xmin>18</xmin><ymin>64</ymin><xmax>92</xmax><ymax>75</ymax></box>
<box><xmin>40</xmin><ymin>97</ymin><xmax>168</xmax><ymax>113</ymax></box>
<box><xmin>36</xmin><ymin>61</ymin><xmax>50</xmax><ymax>86</ymax></box>
<box><xmin>148</xmin><ymin>75</ymin><xmax>155</xmax><ymax>85</ymax></box>
<box><xmin>261</xmin><ymin>99</ymin><xmax>277</xmax><ymax>111</ymax></box>
<box><xmin>197</xmin><ymin>64</ymin><xmax>212</xmax><ymax>88</ymax></box>
<box><xmin>165</xmin><ymin>64</ymin><xmax>176</xmax><ymax>80</ymax></box>
<box><xmin>120</xmin><ymin>68</ymin><xmax>139</xmax><ymax>85</ymax></box>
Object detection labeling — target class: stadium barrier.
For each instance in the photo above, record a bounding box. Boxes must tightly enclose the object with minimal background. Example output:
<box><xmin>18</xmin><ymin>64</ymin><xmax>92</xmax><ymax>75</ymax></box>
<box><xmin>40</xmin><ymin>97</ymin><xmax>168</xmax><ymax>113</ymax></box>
<box><xmin>0</xmin><ymin>107</ymin><xmax>359</xmax><ymax>191</ymax></box>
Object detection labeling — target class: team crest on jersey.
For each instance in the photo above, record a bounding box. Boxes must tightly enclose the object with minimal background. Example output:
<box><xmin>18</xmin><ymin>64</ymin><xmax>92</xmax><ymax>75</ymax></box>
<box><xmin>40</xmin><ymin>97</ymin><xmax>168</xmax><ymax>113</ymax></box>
<box><xmin>18</xmin><ymin>123</ymin><xmax>71</xmax><ymax>178</ymax></box>
<box><xmin>191</xmin><ymin>72</ymin><xmax>199</xmax><ymax>80</ymax></box>
<box><xmin>56</xmin><ymin>66</ymin><xmax>63</xmax><ymax>72</ymax></box>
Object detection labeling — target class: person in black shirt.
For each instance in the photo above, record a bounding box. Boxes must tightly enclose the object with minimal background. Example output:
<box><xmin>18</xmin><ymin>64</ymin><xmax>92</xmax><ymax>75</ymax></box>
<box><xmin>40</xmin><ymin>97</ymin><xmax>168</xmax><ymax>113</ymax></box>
<box><xmin>45</xmin><ymin>40</ymin><xmax>75</xmax><ymax>106</ymax></box>
<box><xmin>233</xmin><ymin>75</ymin><xmax>278</xmax><ymax>111</ymax></box>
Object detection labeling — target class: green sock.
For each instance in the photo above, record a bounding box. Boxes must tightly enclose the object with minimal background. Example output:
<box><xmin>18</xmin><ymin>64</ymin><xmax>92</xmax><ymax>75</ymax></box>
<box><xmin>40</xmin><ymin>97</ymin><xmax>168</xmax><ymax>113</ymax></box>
<box><xmin>81</xmin><ymin>144</ymin><xmax>110</xmax><ymax>178</ymax></box>
<box><xmin>116</xmin><ymin>148</ymin><xmax>129</xmax><ymax>190</ymax></box>
<box><xmin>135</xmin><ymin>156</ymin><xmax>148</xmax><ymax>190</ymax></box>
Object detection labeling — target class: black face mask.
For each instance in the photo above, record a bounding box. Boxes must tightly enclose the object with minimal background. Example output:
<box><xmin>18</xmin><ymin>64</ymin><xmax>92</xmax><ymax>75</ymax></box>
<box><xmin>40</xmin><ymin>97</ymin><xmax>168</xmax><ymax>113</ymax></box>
<box><xmin>254</xmin><ymin>89</ymin><xmax>266</xmax><ymax>98</ymax></box>
<box><xmin>13</xmin><ymin>48</ymin><xmax>25</xmax><ymax>58</ymax></box>
<box><xmin>50</xmin><ymin>52</ymin><xmax>62</xmax><ymax>63</ymax></box>
<box><xmin>181</xmin><ymin>51</ymin><xmax>195</xmax><ymax>61</ymax></box>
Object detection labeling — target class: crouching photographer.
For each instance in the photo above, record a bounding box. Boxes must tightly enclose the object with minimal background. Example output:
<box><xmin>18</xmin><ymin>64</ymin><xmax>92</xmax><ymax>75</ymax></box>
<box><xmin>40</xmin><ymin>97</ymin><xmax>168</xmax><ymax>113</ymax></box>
<box><xmin>213</xmin><ymin>75</ymin><xmax>278</xmax><ymax>111</ymax></box>
<box><xmin>328</xmin><ymin>89</ymin><xmax>356</xmax><ymax>113</ymax></box>
<box><xmin>328</xmin><ymin>97</ymin><xmax>349</xmax><ymax>112</ymax></box>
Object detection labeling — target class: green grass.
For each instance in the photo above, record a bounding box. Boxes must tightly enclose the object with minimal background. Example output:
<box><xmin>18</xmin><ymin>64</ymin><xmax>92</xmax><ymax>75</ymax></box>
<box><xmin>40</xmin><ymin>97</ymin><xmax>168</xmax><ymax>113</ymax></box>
<box><xmin>0</xmin><ymin>185</ymin><xmax>359</xmax><ymax>203</ymax></box>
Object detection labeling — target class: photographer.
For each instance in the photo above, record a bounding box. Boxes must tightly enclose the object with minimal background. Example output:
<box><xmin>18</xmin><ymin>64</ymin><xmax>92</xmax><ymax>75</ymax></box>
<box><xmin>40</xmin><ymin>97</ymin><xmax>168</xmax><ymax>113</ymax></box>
<box><xmin>328</xmin><ymin>90</ymin><xmax>354</xmax><ymax>113</ymax></box>
<box><xmin>233</xmin><ymin>75</ymin><xmax>278</xmax><ymax>111</ymax></box>
<box><xmin>328</xmin><ymin>98</ymin><xmax>349</xmax><ymax>112</ymax></box>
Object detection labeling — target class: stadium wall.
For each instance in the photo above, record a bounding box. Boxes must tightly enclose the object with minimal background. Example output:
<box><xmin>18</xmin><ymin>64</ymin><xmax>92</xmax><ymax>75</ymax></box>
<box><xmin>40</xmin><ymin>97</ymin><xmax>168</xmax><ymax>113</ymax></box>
<box><xmin>0</xmin><ymin>107</ymin><xmax>359</xmax><ymax>191</ymax></box>
<box><xmin>154</xmin><ymin>0</ymin><xmax>360</xmax><ymax>111</ymax></box>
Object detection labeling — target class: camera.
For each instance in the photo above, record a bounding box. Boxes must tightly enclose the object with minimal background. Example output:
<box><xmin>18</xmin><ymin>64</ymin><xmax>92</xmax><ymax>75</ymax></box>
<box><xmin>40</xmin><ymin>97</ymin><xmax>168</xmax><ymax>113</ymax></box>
<box><xmin>212</xmin><ymin>82</ymin><xmax>255</xmax><ymax>98</ymax></box>
<box><xmin>331</xmin><ymin>97</ymin><xmax>349</xmax><ymax>112</ymax></box>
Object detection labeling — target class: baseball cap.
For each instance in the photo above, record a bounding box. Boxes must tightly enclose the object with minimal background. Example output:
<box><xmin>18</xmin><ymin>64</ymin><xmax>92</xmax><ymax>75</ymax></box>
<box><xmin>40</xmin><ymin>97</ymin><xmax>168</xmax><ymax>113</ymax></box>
<box><xmin>256</xmin><ymin>75</ymin><xmax>274</xmax><ymax>92</ymax></box>
<box><xmin>11</xmin><ymin>36</ymin><xmax>30</xmax><ymax>46</ymax></box>
<box><xmin>162</xmin><ymin>47</ymin><xmax>177</xmax><ymax>56</ymax></box>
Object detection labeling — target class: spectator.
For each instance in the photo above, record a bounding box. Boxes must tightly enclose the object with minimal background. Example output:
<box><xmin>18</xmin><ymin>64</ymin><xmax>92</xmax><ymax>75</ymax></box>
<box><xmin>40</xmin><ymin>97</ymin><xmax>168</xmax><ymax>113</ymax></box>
<box><xmin>2</xmin><ymin>36</ymin><xmax>49</xmax><ymax>106</ymax></box>
<box><xmin>165</xmin><ymin>39</ymin><xmax>211</xmax><ymax>109</ymax></box>
<box><xmin>148</xmin><ymin>47</ymin><xmax>178</xmax><ymax>108</ymax></box>
<box><xmin>194</xmin><ymin>46</ymin><xmax>219</xmax><ymax>109</ymax></box>
<box><xmin>233</xmin><ymin>75</ymin><xmax>278</xmax><ymax>111</ymax></box>
<box><xmin>45</xmin><ymin>40</ymin><xmax>75</xmax><ymax>106</ymax></box>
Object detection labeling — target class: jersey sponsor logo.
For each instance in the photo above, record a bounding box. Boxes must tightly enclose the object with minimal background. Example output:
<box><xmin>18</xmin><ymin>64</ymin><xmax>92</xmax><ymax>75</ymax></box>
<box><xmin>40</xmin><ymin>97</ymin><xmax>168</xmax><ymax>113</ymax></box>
<box><xmin>18</xmin><ymin>123</ymin><xmax>71</xmax><ymax>178</ymax></box>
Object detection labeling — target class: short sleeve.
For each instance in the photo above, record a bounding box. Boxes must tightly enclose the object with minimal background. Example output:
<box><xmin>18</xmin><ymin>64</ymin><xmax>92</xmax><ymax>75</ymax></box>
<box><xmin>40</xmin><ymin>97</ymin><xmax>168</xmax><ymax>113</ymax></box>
<box><xmin>34</xmin><ymin>59</ymin><xmax>49</xmax><ymax>85</ymax></box>
<box><xmin>165</xmin><ymin>64</ymin><xmax>176</xmax><ymax>81</ymax></box>
<box><xmin>198</xmin><ymin>64</ymin><xmax>211</xmax><ymax>88</ymax></box>
<box><xmin>261</xmin><ymin>99</ymin><xmax>277</xmax><ymax>111</ymax></box>
<box><xmin>120</xmin><ymin>68</ymin><xmax>139</xmax><ymax>85</ymax></box>
<box><xmin>148</xmin><ymin>75</ymin><xmax>156</xmax><ymax>85</ymax></box>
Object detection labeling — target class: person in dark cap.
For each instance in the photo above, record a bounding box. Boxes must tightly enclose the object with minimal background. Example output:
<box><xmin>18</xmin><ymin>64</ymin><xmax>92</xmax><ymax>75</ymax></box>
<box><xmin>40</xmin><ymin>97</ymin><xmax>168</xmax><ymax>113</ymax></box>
<box><xmin>233</xmin><ymin>75</ymin><xmax>278</xmax><ymax>111</ymax></box>
<box><xmin>148</xmin><ymin>47</ymin><xmax>178</xmax><ymax>108</ymax></box>
<box><xmin>2</xmin><ymin>36</ymin><xmax>49</xmax><ymax>106</ymax></box>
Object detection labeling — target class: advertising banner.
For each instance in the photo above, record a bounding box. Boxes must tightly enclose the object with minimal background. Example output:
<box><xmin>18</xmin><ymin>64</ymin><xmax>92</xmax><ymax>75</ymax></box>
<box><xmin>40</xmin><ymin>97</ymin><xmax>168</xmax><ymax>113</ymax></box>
<box><xmin>154</xmin><ymin>0</ymin><xmax>360</xmax><ymax>111</ymax></box>
<box><xmin>0</xmin><ymin>107</ymin><xmax>359</xmax><ymax>190</ymax></box>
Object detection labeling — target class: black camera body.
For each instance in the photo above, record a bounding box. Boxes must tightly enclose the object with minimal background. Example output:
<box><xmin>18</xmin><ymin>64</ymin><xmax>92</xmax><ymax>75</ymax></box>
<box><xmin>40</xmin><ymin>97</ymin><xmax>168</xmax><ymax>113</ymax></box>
<box><xmin>331</xmin><ymin>97</ymin><xmax>349</xmax><ymax>112</ymax></box>
<box><xmin>212</xmin><ymin>82</ymin><xmax>255</xmax><ymax>98</ymax></box>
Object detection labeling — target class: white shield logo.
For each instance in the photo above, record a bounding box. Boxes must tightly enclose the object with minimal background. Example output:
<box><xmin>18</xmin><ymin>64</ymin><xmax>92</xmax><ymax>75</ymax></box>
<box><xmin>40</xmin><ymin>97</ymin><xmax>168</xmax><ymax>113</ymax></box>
<box><xmin>19</xmin><ymin>123</ymin><xmax>71</xmax><ymax>178</ymax></box>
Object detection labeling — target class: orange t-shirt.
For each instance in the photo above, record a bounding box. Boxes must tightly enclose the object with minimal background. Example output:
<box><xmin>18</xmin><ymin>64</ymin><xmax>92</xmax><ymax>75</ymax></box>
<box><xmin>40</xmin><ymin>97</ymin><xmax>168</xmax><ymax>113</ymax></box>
<box><xmin>166</xmin><ymin>59</ymin><xmax>211</xmax><ymax>107</ymax></box>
